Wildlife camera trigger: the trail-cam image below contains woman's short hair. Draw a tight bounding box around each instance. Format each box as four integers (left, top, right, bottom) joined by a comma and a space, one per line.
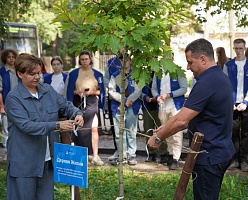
15, 53, 45, 74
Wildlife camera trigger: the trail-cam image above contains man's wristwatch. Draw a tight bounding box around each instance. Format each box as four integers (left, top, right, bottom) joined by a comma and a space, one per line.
154, 133, 162, 144
55, 121, 60, 130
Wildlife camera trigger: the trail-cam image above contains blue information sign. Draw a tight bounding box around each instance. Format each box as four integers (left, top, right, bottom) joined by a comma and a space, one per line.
54, 143, 88, 188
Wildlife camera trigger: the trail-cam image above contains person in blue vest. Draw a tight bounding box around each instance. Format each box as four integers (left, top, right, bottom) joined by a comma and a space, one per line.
103, 55, 122, 152
65, 50, 105, 166
44, 56, 67, 95
104, 56, 122, 83
223, 38, 248, 171
44, 56, 70, 144
151, 63, 187, 170
0, 48, 18, 161
108, 53, 142, 165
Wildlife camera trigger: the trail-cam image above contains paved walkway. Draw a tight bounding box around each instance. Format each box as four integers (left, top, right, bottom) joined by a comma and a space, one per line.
97, 134, 176, 174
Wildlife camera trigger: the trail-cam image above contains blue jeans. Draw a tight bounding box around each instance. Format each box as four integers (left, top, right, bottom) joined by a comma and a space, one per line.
192, 158, 232, 200
113, 107, 138, 157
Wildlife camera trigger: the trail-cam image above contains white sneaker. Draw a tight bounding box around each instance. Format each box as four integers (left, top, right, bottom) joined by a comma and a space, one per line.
92, 155, 104, 166
108, 151, 119, 161
88, 155, 93, 162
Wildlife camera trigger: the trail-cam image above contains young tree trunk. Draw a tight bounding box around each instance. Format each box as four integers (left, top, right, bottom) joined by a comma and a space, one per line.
118, 60, 126, 198
174, 132, 204, 200
51, 34, 58, 57
229, 9, 235, 58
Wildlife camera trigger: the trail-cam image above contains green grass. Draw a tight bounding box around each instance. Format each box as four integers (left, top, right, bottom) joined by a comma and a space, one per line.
1, 163, 248, 199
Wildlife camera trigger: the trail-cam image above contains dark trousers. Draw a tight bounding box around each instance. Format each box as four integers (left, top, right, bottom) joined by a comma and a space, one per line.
107, 97, 117, 150
192, 158, 232, 200
232, 108, 248, 163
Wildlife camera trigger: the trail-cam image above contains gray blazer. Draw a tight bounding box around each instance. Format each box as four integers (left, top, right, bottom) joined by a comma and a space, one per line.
5, 82, 82, 177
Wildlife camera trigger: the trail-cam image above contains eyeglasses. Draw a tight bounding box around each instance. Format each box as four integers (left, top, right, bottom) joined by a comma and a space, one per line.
233, 47, 245, 51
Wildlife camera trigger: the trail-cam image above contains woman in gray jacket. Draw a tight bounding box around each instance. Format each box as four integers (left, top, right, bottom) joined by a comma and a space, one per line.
5, 53, 84, 200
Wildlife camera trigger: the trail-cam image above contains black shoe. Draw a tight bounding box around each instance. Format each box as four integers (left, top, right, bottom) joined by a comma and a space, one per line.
159, 154, 168, 164
169, 159, 183, 170
166, 155, 173, 166
241, 162, 248, 172
145, 154, 156, 162
228, 160, 239, 170
109, 158, 119, 165
109, 158, 127, 165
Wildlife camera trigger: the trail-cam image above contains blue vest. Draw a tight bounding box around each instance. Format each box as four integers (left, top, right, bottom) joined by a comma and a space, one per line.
108, 57, 122, 76
156, 76, 185, 110
43, 72, 68, 84
111, 69, 141, 116
0, 67, 11, 104
225, 58, 248, 105
66, 68, 105, 108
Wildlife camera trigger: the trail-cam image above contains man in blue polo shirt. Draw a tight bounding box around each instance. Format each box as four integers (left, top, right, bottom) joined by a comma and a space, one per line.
148, 38, 235, 199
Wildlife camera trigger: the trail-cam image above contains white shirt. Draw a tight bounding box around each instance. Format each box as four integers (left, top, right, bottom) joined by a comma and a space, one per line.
31, 92, 51, 161
160, 73, 174, 110
235, 59, 246, 103
51, 74, 65, 95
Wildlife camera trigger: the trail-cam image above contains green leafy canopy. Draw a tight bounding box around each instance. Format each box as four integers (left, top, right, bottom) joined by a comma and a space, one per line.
53, 0, 188, 87
184, 0, 248, 27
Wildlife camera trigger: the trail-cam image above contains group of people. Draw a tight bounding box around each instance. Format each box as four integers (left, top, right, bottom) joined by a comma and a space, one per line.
104, 38, 248, 199
140, 59, 187, 170
212, 39, 248, 172
0, 49, 106, 199
190, 39, 248, 174
0, 37, 247, 200
103, 52, 187, 169
1, 52, 84, 200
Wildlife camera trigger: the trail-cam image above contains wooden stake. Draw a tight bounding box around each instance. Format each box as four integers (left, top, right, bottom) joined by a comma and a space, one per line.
174, 132, 204, 200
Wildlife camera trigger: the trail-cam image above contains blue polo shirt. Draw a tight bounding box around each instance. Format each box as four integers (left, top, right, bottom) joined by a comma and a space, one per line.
184, 66, 235, 165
